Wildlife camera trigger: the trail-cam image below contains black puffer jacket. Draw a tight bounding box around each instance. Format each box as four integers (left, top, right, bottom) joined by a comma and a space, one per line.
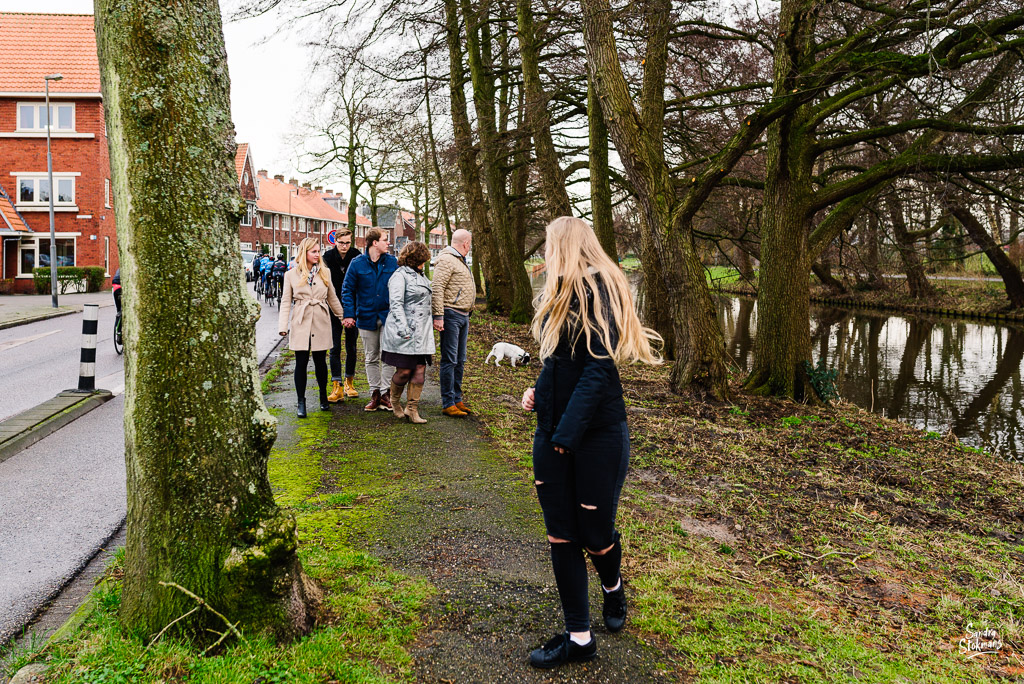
322, 245, 361, 301
533, 277, 626, 452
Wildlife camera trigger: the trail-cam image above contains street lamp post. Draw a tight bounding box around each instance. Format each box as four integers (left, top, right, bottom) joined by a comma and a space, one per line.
44, 73, 63, 308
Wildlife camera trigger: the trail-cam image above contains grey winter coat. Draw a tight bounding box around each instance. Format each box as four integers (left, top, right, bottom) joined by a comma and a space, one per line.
381, 265, 436, 356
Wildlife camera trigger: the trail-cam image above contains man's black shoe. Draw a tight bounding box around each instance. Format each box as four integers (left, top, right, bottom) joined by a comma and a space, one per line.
603, 583, 627, 632
529, 632, 597, 669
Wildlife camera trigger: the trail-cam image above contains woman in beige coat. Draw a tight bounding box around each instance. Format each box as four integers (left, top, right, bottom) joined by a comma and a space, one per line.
279, 237, 345, 417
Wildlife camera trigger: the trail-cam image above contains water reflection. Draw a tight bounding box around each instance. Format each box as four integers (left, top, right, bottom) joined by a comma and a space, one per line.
717, 296, 1024, 462
529, 270, 1023, 461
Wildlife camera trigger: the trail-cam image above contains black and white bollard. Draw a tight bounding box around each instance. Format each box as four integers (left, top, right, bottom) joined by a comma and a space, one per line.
77, 303, 98, 392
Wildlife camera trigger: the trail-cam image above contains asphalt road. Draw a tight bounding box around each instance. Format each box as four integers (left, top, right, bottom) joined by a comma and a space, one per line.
0, 282, 285, 646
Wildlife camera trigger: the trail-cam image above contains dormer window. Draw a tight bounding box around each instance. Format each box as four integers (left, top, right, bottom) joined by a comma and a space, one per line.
17, 102, 75, 132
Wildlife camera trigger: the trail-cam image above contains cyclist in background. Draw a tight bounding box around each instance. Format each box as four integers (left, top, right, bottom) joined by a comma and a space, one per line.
112, 268, 122, 315
271, 253, 287, 292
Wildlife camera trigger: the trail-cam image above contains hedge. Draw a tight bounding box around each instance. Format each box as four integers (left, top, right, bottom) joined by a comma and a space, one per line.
32, 266, 107, 294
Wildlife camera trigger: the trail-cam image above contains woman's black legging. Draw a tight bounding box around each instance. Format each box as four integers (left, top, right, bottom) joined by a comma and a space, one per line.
294, 349, 328, 400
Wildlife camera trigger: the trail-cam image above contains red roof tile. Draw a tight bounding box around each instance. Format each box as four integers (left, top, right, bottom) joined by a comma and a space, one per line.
256, 175, 354, 224
235, 143, 249, 183
0, 14, 101, 94
0, 181, 31, 233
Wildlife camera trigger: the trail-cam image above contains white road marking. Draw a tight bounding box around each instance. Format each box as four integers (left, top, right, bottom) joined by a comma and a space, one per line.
0, 329, 62, 352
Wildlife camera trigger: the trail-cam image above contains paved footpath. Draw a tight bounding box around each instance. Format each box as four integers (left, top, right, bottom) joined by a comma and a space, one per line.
0, 292, 111, 331
262, 356, 675, 682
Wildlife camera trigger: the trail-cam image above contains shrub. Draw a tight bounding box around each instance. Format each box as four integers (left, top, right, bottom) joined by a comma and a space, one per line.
32, 266, 108, 294
0, 278, 14, 295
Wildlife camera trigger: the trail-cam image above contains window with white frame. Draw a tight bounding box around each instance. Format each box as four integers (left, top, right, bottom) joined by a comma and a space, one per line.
18, 236, 76, 276
17, 102, 75, 132
105, 179, 111, 208
17, 175, 75, 207
104, 237, 110, 275
241, 202, 255, 226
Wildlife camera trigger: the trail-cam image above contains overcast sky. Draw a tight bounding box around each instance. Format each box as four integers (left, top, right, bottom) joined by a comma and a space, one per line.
0, 0, 326, 186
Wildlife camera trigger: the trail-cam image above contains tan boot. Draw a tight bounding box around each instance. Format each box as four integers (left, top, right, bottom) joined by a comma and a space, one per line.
344, 376, 359, 397
390, 380, 406, 418
327, 380, 344, 403
406, 383, 427, 424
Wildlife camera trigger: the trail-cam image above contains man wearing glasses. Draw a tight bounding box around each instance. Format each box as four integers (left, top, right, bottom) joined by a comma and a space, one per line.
323, 229, 362, 401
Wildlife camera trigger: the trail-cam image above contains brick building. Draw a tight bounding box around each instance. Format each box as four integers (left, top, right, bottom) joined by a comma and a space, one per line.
235, 143, 260, 250
0, 13, 118, 292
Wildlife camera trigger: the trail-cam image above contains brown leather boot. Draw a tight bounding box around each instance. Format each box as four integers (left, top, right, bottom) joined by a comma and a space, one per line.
390, 380, 406, 418
379, 389, 393, 411
442, 405, 467, 417
344, 376, 359, 397
327, 380, 344, 403
455, 401, 472, 414
363, 389, 381, 412
405, 383, 427, 424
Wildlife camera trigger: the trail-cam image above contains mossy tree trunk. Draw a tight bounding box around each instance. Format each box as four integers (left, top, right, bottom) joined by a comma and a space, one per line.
460, 0, 534, 323
580, 0, 729, 398
443, 0, 506, 313
588, 75, 616, 262
94, 0, 318, 641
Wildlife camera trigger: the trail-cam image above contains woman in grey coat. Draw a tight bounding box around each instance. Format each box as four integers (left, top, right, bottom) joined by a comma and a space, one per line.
382, 241, 435, 423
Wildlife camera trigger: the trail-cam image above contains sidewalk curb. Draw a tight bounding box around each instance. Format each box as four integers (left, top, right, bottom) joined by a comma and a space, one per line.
0, 390, 114, 464
0, 307, 78, 331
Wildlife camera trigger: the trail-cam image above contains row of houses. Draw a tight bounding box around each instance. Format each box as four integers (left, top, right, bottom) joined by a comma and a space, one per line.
233, 145, 447, 259
0, 11, 447, 294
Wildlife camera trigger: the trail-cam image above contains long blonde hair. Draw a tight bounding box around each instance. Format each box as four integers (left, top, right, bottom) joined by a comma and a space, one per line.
531, 217, 662, 365
296, 237, 331, 288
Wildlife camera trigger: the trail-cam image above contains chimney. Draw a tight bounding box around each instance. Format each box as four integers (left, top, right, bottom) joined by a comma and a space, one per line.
325, 189, 334, 196
288, 178, 298, 186
302, 183, 312, 190
314, 186, 323, 193
274, 174, 285, 182
258, 169, 268, 177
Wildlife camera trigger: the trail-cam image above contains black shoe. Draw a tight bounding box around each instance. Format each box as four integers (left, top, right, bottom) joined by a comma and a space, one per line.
320, 399, 330, 411
529, 632, 596, 669
603, 583, 627, 632
297, 398, 307, 418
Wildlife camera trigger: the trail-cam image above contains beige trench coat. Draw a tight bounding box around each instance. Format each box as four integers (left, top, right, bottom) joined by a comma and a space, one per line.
278, 267, 345, 352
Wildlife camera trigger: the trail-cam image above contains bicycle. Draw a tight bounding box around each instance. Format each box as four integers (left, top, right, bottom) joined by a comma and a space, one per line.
113, 311, 123, 355
265, 276, 279, 307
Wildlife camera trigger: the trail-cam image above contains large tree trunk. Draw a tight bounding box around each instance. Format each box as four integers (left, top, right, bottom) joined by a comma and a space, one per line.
588, 75, 616, 261
745, 165, 816, 400
948, 204, 1024, 308
744, 0, 817, 401
888, 197, 937, 299
461, 0, 534, 322
580, 0, 729, 398
94, 0, 318, 640
443, 0, 504, 312
516, 0, 572, 221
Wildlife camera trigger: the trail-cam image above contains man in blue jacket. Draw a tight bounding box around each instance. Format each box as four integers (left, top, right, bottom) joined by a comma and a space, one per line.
342, 228, 398, 411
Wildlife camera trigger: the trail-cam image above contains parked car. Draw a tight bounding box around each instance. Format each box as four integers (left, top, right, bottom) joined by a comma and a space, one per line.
241, 250, 257, 281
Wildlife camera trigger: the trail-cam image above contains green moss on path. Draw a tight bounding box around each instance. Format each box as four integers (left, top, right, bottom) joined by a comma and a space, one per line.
265, 356, 680, 681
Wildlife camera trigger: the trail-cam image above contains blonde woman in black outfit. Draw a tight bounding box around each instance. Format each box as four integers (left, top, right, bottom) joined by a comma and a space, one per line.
521, 217, 661, 669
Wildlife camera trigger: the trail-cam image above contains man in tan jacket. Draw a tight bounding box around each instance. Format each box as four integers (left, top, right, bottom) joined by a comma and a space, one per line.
431, 229, 476, 416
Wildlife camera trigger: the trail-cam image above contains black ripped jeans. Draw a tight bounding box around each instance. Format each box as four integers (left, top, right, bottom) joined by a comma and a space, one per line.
533, 421, 630, 632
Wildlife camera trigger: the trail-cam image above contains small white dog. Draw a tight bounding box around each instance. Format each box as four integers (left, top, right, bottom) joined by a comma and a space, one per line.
485, 342, 531, 367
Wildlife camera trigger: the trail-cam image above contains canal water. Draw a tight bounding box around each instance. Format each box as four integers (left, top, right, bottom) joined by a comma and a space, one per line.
718, 295, 1023, 462
529, 271, 1023, 461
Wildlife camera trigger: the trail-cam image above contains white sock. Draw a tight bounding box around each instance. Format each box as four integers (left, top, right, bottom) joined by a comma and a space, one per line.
569, 631, 592, 646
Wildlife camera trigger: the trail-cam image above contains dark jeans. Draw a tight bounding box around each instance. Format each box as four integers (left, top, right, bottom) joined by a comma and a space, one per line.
329, 315, 358, 381
533, 421, 630, 632
439, 308, 469, 408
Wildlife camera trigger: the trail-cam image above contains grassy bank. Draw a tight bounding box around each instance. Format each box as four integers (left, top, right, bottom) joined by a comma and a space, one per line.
712, 266, 1023, 318
465, 310, 1024, 682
